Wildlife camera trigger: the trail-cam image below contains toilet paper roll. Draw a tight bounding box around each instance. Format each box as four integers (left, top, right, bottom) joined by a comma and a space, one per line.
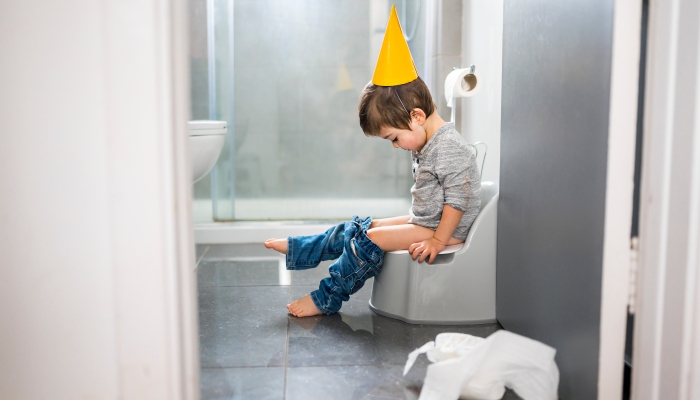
445, 67, 482, 108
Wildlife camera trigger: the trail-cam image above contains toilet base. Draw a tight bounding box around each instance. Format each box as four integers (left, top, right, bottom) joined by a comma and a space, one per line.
368, 300, 497, 325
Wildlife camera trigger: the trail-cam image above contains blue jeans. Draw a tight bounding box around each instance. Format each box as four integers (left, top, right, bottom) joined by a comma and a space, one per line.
286, 216, 384, 314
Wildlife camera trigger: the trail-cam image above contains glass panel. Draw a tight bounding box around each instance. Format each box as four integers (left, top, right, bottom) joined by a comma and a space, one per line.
191, 0, 235, 222
232, 0, 424, 220
189, 0, 215, 222
192, 0, 426, 221
210, 0, 235, 221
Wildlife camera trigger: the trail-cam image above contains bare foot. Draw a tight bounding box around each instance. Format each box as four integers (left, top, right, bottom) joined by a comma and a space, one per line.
287, 294, 323, 317
264, 238, 288, 254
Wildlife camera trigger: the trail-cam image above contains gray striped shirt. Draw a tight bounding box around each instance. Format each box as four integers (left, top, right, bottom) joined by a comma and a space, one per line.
408, 123, 481, 240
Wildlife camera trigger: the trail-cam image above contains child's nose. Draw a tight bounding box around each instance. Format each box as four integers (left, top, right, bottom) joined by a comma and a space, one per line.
392, 141, 400, 148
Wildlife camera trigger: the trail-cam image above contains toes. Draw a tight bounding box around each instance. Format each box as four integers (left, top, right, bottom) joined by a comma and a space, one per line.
288, 300, 306, 317
288, 302, 299, 316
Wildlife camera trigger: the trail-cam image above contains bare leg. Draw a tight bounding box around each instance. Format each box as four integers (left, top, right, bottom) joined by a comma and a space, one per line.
287, 294, 323, 317
265, 237, 323, 317
264, 238, 288, 254
366, 223, 464, 252
267, 215, 411, 254
370, 215, 410, 228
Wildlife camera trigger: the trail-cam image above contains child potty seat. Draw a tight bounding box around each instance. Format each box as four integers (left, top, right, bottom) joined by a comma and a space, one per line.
369, 182, 499, 324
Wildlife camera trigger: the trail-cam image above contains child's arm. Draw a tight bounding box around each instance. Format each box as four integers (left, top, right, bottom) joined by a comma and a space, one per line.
370, 215, 410, 228
408, 204, 464, 264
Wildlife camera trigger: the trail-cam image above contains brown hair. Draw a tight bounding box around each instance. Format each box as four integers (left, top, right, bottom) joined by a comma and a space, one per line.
358, 77, 436, 137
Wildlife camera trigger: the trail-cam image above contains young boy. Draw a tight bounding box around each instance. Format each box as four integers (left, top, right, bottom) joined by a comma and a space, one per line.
264, 6, 481, 318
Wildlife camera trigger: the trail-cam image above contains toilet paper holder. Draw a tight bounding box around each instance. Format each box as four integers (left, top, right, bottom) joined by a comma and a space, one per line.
445, 65, 486, 179
445, 64, 480, 123
461, 64, 476, 75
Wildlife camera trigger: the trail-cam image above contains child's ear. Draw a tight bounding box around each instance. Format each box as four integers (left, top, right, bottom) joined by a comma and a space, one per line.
411, 108, 427, 124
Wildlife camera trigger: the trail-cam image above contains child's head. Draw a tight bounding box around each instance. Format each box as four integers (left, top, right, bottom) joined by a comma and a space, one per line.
358, 77, 435, 138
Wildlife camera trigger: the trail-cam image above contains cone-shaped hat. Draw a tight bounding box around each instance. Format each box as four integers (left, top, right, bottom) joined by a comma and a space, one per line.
372, 5, 419, 86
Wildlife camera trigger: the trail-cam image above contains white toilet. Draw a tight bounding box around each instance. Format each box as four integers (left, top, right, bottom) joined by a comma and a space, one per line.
188, 120, 227, 183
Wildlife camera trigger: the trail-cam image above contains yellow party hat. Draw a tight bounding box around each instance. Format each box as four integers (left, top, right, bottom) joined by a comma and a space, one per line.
372, 5, 419, 86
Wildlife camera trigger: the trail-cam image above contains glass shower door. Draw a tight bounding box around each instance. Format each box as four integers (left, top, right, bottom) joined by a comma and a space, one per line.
191, 0, 236, 222
192, 0, 426, 222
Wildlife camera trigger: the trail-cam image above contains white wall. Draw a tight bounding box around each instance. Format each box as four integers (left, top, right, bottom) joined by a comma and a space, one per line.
460, 0, 503, 183
0, 1, 198, 399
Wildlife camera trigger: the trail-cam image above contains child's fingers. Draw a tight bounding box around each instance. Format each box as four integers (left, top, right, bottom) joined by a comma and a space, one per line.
408, 243, 416, 258
419, 248, 430, 263
413, 248, 421, 261
410, 243, 423, 260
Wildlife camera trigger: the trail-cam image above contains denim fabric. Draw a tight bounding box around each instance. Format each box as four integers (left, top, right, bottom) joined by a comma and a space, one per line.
286, 216, 384, 314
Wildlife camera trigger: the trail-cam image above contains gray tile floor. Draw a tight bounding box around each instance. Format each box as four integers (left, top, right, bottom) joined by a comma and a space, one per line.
196, 244, 521, 400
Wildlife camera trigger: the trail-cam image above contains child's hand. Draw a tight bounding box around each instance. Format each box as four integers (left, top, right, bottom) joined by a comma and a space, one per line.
408, 237, 446, 264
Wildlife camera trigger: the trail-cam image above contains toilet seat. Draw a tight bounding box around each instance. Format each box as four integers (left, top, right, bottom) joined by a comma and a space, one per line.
188, 120, 227, 136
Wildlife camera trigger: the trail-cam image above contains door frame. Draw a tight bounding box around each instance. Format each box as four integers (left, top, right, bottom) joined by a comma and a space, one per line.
597, 0, 643, 398
104, 0, 199, 397
631, 0, 700, 398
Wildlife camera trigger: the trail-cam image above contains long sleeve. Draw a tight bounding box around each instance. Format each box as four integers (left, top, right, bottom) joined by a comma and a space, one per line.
435, 139, 472, 212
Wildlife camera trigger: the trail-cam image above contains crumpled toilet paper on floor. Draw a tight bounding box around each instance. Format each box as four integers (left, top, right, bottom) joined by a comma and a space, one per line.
404, 330, 559, 400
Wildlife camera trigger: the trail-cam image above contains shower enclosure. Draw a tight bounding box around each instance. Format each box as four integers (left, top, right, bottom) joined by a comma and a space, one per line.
190, 0, 429, 222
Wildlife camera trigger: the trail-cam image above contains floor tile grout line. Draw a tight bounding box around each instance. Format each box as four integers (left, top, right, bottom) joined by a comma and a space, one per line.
419, 324, 432, 342
196, 245, 210, 268
197, 284, 292, 288
200, 362, 419, 370
282, 280, 292, 400
201, 365, 286, 370
284, 363, 419, 368
197, 283, 331, 288
198, 258, 317, 263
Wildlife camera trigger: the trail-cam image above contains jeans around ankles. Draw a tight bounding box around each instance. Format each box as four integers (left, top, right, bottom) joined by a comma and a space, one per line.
286, 215, 384, 314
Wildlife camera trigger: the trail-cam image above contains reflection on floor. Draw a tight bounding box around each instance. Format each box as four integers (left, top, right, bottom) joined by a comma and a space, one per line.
197, 244, 521, 400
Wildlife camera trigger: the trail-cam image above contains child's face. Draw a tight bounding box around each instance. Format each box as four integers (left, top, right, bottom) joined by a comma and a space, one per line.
378, 119, 426, 152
